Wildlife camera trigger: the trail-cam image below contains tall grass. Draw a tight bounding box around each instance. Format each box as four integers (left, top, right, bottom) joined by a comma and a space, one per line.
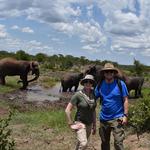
39, 76, 57, 88
0, 76, 20, 93
11, 108, 68, 131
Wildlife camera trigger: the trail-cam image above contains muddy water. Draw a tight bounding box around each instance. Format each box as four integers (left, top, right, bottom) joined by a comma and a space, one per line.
26, 82, 61, 102
26, 82, 83, 102
7, 82, 83, 103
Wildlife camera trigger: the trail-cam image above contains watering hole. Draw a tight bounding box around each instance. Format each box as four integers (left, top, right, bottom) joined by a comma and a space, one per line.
6, 82, 82, 103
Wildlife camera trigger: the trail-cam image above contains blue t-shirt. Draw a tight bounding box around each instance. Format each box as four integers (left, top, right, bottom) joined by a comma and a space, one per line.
95, 79, 128, 121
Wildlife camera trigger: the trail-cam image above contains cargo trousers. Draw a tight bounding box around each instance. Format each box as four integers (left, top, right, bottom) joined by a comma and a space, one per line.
99, 118, 125, 150
75, 124, 92, 150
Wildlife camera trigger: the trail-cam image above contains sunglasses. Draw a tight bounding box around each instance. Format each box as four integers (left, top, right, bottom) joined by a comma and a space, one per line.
104, 70, 114, 73
84, 80, 93, 84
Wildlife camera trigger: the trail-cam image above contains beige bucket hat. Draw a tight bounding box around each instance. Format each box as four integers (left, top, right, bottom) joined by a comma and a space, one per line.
80, 74, 95, 86
100, 63, 118, 73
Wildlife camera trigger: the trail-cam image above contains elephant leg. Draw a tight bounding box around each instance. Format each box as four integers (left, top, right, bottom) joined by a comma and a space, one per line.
0, 76, 6, 85
135, 89, 138, 98
74, 84, 79, 92
138, 87, 143, 97
20, 75, 28, 90
69, 86, 72, 92
62, 86, 67, 92
62, 88, 67, 92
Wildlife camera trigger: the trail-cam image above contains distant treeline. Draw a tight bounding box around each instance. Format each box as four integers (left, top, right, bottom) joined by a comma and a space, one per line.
0, 50, 149, 74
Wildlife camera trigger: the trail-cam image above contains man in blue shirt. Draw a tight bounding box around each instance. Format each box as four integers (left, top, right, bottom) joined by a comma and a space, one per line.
95, 63, 129, 150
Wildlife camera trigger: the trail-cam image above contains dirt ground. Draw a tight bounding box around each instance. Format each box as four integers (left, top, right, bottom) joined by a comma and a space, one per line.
0, 80, 150, 150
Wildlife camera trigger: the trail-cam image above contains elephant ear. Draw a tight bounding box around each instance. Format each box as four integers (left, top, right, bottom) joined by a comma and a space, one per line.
30, 61, 33, 70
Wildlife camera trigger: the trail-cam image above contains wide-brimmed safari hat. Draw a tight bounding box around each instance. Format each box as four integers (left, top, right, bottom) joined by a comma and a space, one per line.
100, 63, 118, 73
80, 74, 95, 86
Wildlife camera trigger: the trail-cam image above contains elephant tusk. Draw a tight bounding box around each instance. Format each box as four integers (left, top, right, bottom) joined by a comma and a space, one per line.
27, 75, 39, 83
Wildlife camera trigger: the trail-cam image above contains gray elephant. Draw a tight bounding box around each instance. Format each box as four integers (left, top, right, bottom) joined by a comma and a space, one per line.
60, 72, 84, 92
0, 58, 40, 89
85, 65, 144, 98
124, 76, 144, 98
84, 65, 102, 83
84, 65, 125, 83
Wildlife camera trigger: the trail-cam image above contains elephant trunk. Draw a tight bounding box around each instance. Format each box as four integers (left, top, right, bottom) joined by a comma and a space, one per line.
27, 69, 39, 83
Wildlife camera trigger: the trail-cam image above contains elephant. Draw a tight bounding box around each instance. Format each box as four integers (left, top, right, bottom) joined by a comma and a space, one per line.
84, 65, 102, 83
0, 58, 40, 89
84, 64, 127, 82
85, 65, 144, 98
84, 64, 125, 84
124, 76, 144, 98
60, 72, 84, 92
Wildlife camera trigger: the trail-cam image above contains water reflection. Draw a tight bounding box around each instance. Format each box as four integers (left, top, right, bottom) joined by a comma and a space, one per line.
14, 82, 83, 102
26, 83, 61, 102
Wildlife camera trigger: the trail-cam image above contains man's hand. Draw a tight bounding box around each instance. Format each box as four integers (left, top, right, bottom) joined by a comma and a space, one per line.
122, 116, 128, 125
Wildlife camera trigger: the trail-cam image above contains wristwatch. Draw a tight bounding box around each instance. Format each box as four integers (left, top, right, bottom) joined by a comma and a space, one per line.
124, 113, 128, 117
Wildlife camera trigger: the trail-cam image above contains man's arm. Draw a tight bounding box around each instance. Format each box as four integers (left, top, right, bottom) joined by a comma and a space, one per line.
123, 96, 128, 124
124, 96, 128, 115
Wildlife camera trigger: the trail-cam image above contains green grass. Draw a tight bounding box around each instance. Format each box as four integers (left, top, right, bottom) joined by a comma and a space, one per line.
0, 76, 20, 94
0, 100, 9, 107
11, 108, 68, 131
39, 76, 57, 88
142, 87, 150, 95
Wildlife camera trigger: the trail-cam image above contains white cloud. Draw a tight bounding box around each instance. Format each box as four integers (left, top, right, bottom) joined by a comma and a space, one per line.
22, 27, 34, 33
104, 10, 141, 36
0, 37, 54, 55
86, 5, 93, 17
65, 6, 81, 17
52, 20, 107, 52
0, 24, 7, 38
0, 0, 150, 64
0, 0, 82, 23
11, 25, 34, 34
52, 22, 73, 33
95, 0, 150, 58
11, 25, 19, 30
129, 52, 135, 56
141, 49, 150, 56
73, 21, 107, 51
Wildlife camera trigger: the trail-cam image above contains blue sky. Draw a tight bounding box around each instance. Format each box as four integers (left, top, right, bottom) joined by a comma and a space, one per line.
0, 0, 150, 65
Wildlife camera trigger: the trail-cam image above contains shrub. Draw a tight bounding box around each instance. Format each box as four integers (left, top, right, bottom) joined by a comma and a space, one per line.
0, 111, 15, 150
128, 97, 150, 132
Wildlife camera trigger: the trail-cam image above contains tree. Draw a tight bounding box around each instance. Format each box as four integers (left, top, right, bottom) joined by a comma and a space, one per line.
0, 51, 15, 59
15, 50, 30, 60
133, 59, 144, 75
35, 53, 48, 63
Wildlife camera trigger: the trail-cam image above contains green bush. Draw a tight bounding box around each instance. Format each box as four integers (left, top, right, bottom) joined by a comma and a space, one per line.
0, 111, 15, 150
128, 97, 150, 132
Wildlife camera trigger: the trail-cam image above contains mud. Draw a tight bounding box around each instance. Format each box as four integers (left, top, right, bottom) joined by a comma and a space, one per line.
0, 81, 78, 114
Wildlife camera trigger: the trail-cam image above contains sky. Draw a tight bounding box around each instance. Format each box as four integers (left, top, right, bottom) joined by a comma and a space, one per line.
0, 0, 150, 66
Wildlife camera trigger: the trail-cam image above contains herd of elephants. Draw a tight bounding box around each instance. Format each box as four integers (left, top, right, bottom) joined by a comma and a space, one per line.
0, 58, 144, 98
